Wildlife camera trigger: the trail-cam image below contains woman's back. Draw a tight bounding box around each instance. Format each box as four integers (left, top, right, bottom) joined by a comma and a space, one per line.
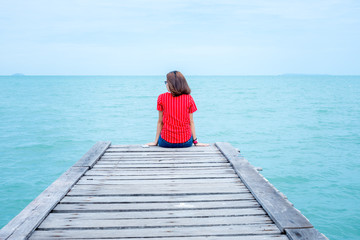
157, 92, 197, 143
146, 70, 208, 148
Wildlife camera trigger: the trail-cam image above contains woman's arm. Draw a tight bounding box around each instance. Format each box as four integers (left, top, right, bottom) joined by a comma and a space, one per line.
146, 111, 163, 146
189, 113, 209, 147
189, 113, 197, 141
154, 111, 163, 144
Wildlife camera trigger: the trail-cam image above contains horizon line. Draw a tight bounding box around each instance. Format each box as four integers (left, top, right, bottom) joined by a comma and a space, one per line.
2, 73, 360, 77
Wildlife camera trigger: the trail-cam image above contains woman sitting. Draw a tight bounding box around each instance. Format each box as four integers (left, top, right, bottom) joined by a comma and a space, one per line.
147, 71, 208, 147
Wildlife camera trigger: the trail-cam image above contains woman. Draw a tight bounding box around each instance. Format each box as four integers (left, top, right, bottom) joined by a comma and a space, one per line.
147, 71, 208, 147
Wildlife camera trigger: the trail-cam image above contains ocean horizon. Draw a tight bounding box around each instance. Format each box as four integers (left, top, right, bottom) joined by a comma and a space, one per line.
5, 73, 360, 76
1, 75, 359, 239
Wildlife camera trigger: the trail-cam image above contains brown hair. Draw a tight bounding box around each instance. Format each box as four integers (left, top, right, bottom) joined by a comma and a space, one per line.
166, 71, 191, 97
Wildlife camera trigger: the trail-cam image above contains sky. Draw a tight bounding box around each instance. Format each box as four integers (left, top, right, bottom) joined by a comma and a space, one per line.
0, 0, 359, 75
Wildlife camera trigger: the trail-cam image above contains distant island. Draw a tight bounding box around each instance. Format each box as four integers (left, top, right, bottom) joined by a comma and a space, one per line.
280, 73, 331, 76
11, 73, 25, 76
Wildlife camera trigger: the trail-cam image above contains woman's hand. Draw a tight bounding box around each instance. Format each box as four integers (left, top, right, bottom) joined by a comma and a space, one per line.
146, 142, 157, 146
194, 142, 210, 147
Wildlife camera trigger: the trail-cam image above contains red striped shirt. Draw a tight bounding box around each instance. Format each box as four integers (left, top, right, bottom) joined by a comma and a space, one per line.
157, 92, 197, 143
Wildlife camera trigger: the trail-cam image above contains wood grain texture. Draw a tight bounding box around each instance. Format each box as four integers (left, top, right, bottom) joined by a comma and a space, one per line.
53, 236, 289, 240
30, 235, 289, 240
100, 156, 227, 160
102, 153, 223, 158
85, 168, 236, 176
37, 215, 273, 229
59, 193, 255, 203
286, 228, 328, 240
29, 224, 281, 239
97, 159, 227, 164
92, 163, 231, 169
52, 200, 261, 212
76, 177, 241, 185
215, 142, 315, 233
0, 141, 111, 240
67, 184, 250, 195
74, 141, 111, 168
0, 166, 88, 240
33, 208, 268, 220
4, 143, 299, 239
83, 174, 235, 179
109, 144, 218, 151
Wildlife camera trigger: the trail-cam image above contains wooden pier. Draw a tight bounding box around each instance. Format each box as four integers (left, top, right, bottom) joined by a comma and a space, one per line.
0, 142, 327, 239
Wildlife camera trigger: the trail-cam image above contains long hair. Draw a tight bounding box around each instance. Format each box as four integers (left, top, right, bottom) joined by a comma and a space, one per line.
166, 71, 191, 97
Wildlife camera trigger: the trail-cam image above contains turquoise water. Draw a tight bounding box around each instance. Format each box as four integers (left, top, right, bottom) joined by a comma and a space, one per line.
1, 75, 359, 239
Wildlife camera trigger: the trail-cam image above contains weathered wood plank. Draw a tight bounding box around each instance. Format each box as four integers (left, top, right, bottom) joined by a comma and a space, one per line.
93, 165, 230, 172
36, 208, 268, 220
101, 155, 224, 159
67, 187, 249, 196
96, 161, 229, 165
103, 152, 223, 156
215, 142, 313, 232
85, 168, 236, 176
84, 173, 235, 178
101, 156, 227, 162
53, 200, 260, 212
98, 158, 228, 163
93, 162, 231, 168
60, 193, 255, 203
38, 215, 273, 230
102, 155, 223, 159
98, 157, 226, 161
106, 149, 219, 153
98, 159, 228, 163
97, 159, 228, 163
109, 144, 217, 147
76, 177, 241, 185
87, 167, 234, 172
67, 183, 249, 195
0, 166, 88, 240
29, 224, 281, 239
84, 174, 236, 179
81, 175, 237, 180
61, 236, 289, 240
106, 150, 219, 154
73, 141, 111, 168
104, 150, 220, 153
286, 228, 328, 240
6, 142, 309, 240
109, 144, 218, 150
70, 182, 246, 190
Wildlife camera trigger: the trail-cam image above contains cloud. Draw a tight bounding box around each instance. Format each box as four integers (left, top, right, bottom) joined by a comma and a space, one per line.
0, 0, 359, 74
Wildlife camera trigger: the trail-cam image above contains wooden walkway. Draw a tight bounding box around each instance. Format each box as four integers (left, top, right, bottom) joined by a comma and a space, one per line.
0, 142, 327, 240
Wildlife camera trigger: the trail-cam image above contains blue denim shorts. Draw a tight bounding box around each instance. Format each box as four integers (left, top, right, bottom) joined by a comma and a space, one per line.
158, 135, 193, 148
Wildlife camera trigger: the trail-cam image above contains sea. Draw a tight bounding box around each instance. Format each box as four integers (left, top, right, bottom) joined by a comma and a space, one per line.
0, 75, 359, 239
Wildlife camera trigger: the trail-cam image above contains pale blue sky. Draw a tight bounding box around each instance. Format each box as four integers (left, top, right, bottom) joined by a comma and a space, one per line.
0, 0, 359, 75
